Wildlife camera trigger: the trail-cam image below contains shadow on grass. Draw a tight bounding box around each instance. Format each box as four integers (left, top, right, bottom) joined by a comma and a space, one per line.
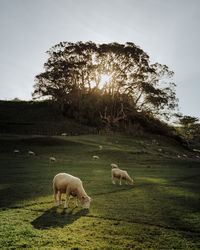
31, 207, 89, 229
0, 186, 51, 209
94, 184, 135, 196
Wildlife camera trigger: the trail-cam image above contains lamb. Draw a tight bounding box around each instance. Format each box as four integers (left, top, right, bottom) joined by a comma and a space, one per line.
93, 155, 99, 160
50, 156, 56, 162
111, 163, 118, 169
53, 173, 91, 209
28, 150, 35, 156
112, 168, 134, 185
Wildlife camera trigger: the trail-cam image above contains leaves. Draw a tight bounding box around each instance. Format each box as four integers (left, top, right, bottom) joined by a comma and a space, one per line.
32, 41, 179, 127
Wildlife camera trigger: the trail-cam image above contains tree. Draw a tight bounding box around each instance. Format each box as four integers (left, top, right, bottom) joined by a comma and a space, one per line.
33, 41, 98, 113
175, 114, 199, 146
32, 41, 178, 128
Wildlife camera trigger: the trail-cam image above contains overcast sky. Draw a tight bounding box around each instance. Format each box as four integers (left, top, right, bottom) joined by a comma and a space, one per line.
0, 0, 199, 118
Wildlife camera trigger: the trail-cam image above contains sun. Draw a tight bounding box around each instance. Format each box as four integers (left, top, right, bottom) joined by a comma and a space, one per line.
90, 73, 111, 89
99, 74, 111, 88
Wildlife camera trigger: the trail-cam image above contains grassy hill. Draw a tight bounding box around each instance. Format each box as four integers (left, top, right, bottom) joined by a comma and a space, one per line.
0, 100, 181, 138
0, 100, 199, 248
0, 100, 96, 135
0, 133, 200, 249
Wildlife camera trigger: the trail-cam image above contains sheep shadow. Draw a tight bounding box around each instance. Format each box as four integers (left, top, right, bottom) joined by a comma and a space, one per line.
31, 207, 89, 229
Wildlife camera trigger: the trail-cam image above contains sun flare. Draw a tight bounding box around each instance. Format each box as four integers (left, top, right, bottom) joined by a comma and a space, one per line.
99, 74, 111, 88
90, 73, 112, 89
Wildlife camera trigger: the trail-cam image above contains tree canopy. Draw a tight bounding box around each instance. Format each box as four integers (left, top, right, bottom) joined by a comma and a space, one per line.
33, 41, 178, 129
174, 114, 199, 146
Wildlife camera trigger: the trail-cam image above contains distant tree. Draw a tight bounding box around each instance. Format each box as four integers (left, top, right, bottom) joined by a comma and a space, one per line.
175, 114, 199, 146
12, 98, 21, 102
33, 41, 179, 128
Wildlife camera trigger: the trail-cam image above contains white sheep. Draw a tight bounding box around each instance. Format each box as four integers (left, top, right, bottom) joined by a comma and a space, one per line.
14, 149, 20, 154
111, 163, 118, 169
50, 157, 56, 162
28, 150, 35, 156
61, 133, 67, 136
53, 173, 91, 209
99, 145, 103, 150
112, 168, 134, 185
93, 155, 99, 160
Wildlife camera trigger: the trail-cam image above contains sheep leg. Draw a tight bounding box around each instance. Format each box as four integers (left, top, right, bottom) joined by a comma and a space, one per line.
58, 191, 62, 205
64, 192, 70, 208
112, 174, 116, 184
119, 176, 122, 185
74, 197, 78, 208
54, 191, 58, 206
54, 189, 59, 206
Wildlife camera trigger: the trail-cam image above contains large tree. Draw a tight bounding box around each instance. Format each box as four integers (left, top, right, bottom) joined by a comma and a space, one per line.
33, 41, 178, 127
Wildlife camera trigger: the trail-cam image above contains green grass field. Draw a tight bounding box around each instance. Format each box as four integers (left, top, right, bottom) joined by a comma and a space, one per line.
0, 133, 200, 249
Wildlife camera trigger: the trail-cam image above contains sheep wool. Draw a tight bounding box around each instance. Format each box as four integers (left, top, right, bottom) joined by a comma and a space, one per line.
112, 168, 134, 185
53, 173, 91, 209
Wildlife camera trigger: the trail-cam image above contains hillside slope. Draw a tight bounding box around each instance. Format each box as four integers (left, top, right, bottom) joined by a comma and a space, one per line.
0, 134, 200, 248
0, 100, 95, 135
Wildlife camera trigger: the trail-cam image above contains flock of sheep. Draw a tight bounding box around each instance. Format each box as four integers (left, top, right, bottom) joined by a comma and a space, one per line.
14, 143, 134, 210
14, 149, 57, 162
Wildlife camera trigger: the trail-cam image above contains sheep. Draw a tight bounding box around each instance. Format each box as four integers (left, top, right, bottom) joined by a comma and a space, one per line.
14, 149, 20, 154
28, 150, 35, 156
99, 145, 103, 150
61, 133, 67, 136
193, 148, 200, 153
93, 155, 99, 160
50, 156, 56, 162
112, 168, 134, 185
53, 173, 91, 209
111, 163, 118, 169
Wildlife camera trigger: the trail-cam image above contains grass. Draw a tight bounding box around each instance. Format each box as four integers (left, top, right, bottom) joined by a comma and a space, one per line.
0, 133, 200, 249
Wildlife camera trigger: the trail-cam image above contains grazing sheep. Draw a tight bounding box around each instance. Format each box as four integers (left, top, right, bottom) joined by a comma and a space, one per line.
93, 155, 99, 160
193, 148, 200, 153
61, 133, 67, 136
28, 150, 35, 156
99, 145, 103, 150
112, 168, 134, 185
14, 149, 20, 154
111, 163, 118, 169
53, 173, 91, 209
50, 157, 56, 162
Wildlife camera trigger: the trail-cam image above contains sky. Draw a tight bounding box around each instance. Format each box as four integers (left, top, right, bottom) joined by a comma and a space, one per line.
0, 0, 199, 119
